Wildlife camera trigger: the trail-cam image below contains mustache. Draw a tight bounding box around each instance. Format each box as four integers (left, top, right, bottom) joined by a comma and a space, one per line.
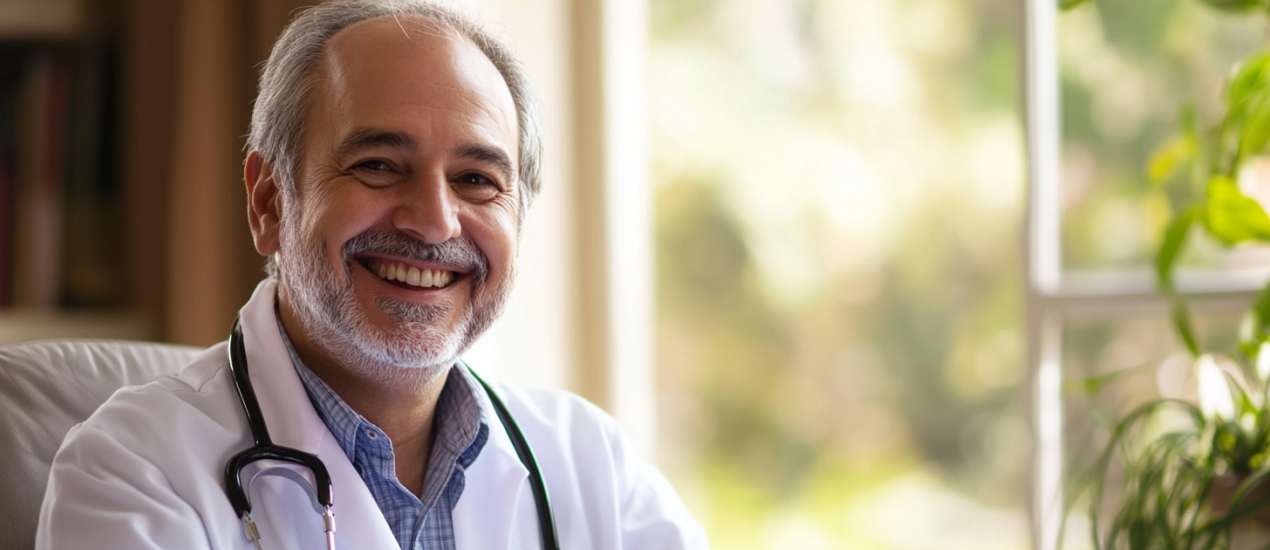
342, 228, 488, 278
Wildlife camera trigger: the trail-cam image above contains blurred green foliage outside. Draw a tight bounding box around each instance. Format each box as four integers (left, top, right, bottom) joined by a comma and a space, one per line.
650, 0, 1027, 548
1059, 0, 1270, 271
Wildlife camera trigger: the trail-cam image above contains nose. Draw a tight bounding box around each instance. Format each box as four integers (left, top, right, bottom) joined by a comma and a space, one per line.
393, 170, 461, 244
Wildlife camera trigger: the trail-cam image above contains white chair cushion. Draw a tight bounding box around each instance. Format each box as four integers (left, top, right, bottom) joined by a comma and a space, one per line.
0, 340, 201, 550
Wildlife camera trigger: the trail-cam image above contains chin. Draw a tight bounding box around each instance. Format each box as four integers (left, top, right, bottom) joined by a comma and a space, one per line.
314, 301, 490, 387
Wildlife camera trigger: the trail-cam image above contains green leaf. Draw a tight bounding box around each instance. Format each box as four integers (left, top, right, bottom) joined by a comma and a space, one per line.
1157, 206, 1202, 355
1238, 94, 1270, 160
1252, 283, 1270, 334
1175, 300, 1201, 357
1058, 0, 1092, 9
1239, 282, 1270, 354
1157, 207, 1201, 292
1148, 136, 1198, 186
1203, 175, 1270, 245
1224, 52, 1270, 167
1198, 0, 1268, 11
1068, 363, 1153, 395
1225, 52, 1270, 120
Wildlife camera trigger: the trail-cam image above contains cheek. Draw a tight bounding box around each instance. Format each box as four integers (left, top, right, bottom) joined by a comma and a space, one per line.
312, 188, 391, 255
467, 203, 520, 279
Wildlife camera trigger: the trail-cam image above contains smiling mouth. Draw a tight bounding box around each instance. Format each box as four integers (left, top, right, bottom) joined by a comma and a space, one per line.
363, 258, 456, 289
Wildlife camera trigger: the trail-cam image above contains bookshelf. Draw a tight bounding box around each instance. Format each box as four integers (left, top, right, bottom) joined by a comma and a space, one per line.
0, 0, 308, 346
0, 0, 149, 343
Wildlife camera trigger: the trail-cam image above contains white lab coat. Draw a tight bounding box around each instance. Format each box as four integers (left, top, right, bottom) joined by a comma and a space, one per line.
35, 280, 708, 550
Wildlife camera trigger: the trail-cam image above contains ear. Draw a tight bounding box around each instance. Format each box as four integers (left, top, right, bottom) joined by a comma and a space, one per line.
245, 151, 284, 257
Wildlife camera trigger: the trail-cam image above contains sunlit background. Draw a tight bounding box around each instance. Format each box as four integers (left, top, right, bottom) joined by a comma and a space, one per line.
4, 0, 1270, 548
649, 1, 1028, 548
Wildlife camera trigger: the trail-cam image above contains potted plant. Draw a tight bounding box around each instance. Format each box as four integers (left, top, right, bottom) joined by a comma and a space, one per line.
1064, 1, 1270, 548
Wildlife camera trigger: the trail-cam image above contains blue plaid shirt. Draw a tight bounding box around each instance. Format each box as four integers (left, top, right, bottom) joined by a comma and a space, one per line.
277, 320, 490, 550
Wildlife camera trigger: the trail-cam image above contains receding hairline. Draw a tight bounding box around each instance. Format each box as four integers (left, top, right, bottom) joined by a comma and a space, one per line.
315, 13, 515, 103
342, 11, 455, 36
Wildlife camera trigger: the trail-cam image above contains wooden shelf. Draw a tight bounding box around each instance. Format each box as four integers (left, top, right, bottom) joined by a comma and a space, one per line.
0, 309, 153, 345
0, 0, 83, 41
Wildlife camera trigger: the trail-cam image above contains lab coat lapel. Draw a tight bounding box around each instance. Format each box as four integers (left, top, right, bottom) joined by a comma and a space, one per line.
237, 280, 400, 550
452, 380, 541, 550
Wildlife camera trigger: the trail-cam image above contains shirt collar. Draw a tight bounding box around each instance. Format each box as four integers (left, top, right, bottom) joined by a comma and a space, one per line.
270, 302, 493, 475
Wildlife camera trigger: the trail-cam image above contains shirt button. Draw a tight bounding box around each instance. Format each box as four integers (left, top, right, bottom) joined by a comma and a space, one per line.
366, 429, 378, 440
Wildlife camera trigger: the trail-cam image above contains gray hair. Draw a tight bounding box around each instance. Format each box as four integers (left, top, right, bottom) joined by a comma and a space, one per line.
248, 0, 543, 220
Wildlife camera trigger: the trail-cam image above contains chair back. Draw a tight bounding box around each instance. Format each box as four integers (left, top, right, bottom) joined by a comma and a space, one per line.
0, 340, 200, 550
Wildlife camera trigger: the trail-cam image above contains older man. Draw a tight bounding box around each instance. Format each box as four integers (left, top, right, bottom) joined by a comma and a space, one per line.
35, 1, 706, 548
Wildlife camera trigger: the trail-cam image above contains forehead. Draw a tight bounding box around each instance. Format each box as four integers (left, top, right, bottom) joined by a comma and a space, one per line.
306, 16, 518, 155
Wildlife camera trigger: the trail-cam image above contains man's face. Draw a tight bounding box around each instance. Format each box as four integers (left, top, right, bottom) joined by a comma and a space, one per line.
274, 17, 521, 374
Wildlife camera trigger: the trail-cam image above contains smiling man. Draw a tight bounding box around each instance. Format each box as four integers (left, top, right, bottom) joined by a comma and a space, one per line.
35, 1, 707, 549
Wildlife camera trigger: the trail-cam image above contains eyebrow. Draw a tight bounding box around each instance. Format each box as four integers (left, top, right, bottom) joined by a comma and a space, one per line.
455, 143, 516, 181
333, 129, 419, 159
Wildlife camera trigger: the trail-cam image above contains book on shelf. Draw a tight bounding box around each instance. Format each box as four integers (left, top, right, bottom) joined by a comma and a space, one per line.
11, 51, 68, 308
1, 43, 124, 310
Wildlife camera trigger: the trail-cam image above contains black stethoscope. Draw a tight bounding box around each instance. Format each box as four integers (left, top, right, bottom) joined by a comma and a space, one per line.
223, 317, 561, 550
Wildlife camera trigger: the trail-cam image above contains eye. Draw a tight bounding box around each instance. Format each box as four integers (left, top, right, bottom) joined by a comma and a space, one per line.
349, 159, 403, 187
355, 160, 392, 172
351, 159, 397, 174
453, 172, 501, 201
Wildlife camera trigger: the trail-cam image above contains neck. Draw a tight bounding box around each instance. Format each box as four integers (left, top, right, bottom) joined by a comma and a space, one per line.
277, 286, 448, 496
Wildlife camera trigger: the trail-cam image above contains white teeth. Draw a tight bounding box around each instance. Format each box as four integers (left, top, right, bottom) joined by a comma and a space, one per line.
368, 260, 454, 289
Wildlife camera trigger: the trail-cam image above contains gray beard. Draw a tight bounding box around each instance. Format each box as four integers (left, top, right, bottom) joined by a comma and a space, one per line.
275, 203, 511, 387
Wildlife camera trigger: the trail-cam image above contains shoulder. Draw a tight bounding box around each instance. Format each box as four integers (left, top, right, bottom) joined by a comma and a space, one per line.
39, 342, 245, 550
484, 382, 710, 549
491, 384, 617, 433
81, 342, 242, 449
59, 341, 247, 479
487, 383, 628, 464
